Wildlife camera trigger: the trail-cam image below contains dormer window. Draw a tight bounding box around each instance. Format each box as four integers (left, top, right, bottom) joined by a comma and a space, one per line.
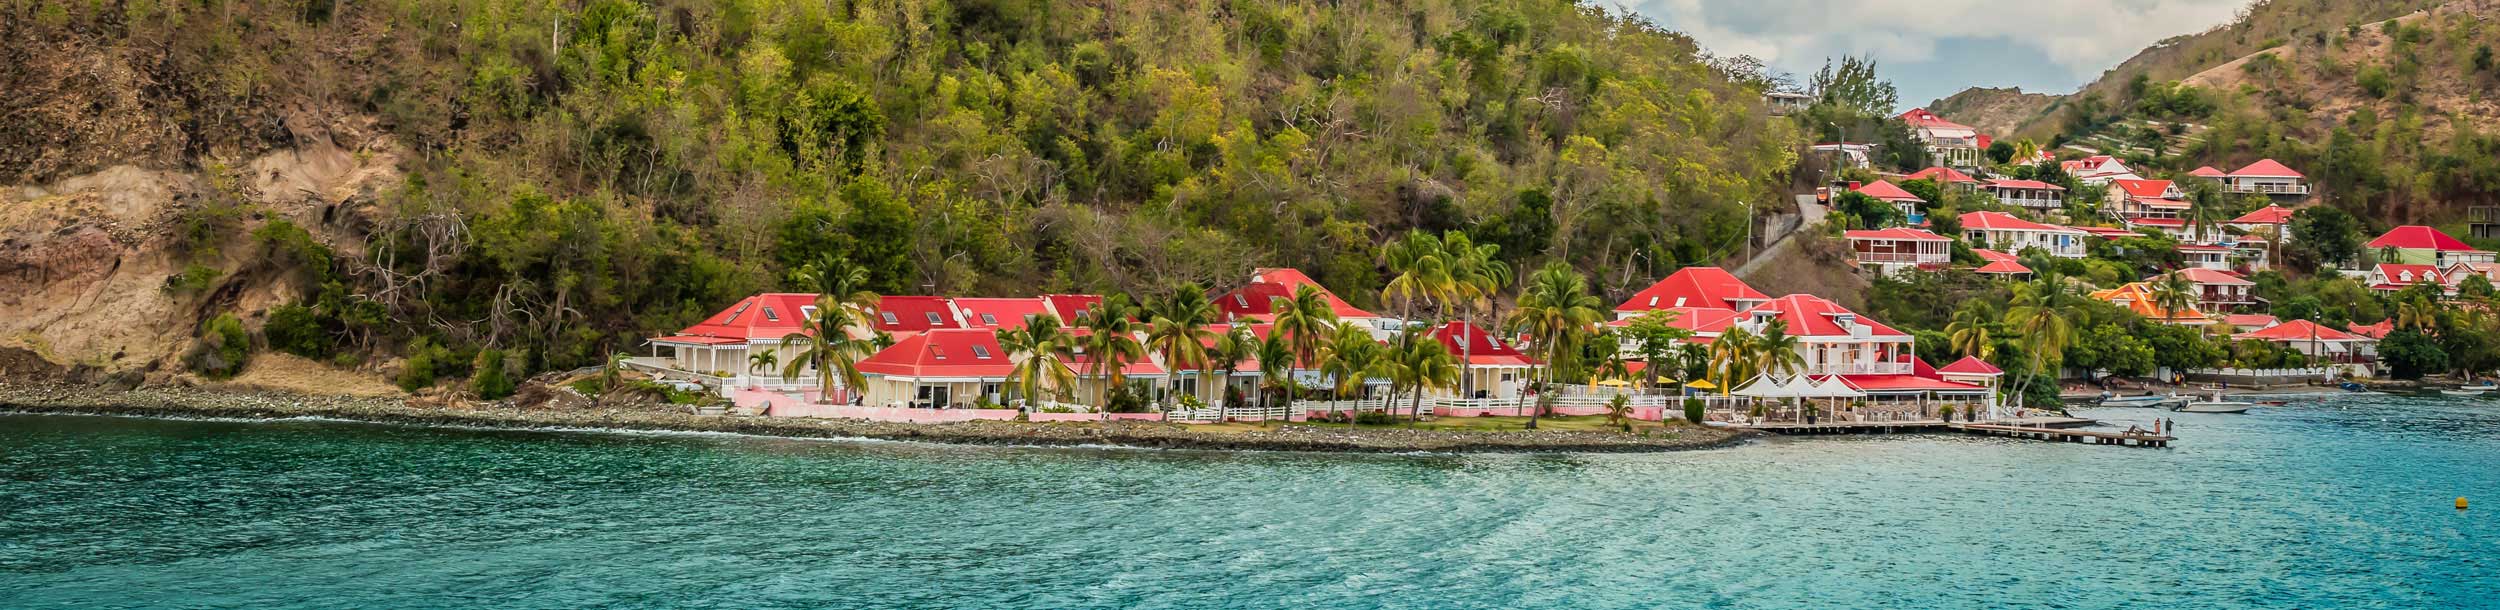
1835, 314, 1858, 327
800, 306, 818, 321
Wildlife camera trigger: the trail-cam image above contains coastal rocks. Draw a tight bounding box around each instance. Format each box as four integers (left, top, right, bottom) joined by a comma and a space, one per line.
0, 384, 1755, 454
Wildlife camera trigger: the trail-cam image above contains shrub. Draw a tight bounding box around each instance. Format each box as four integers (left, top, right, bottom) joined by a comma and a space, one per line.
261, 303, 330, 359
396, 338, 456, 392
470, 348, 517, 399
1683, 397, 1705, 424
1353, 410, 1398, 425
2357, 65, 2394, 98
166, 263, 222, 295
1105, 383, 1151, 413
186, 313, 253, 379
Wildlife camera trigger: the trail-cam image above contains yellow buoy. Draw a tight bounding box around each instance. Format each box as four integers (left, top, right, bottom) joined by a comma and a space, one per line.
2460, 497, 2471, 510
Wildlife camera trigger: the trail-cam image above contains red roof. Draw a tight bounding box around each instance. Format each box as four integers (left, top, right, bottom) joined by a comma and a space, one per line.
856, 328, 1016, 378
1214, 268, 1374, 321
1617, 267, 1770, 312
2169, 268, 2253, 286
2371, 264, 2448, 290
1937, 356, 2004, 376
670, 293, 823, 341
2235, 320, 2361, 343
2113, 179, 2175, 199
648, 335, 744, 346
1429, 321, 1536, 366
1739, 294, 1906, 339
1974, 260, 2032, 275
870, 296, 963, 333
1844, 228, 1951, 242
2176, 244, 2232, 253
1854, 180, 1925, 203
2073, 226, 2140, 239
2347, 320, 2393, 339
1906, 167, 1978, 184
1973, 249, 2017, 263
1981, 179, 2064, 191
1609, 306, 1742, 336
2230, 205, 2296, 225
1897, 108, 1975, 131
2222, 314, 2278, 328
2188, 166, 2228, 178
2229, 159, 2304, 179
1042, 294, 1103, 324
2139, 199, 2190, 209
1839, 374, 1988, 392
951, 298, 1052, 330
2125, 217, 2187, 228
1961, 211, 2080, 233
2368, 226, 2477, 252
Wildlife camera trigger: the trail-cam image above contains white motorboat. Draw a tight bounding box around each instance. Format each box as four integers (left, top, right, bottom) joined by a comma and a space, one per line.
2098, 393, 2172, 407
2440, 389, 2489, 398
2173, 391, 2253, 414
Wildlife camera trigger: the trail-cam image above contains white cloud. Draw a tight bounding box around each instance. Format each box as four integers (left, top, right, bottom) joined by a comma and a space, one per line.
1629, 0, 2248, 92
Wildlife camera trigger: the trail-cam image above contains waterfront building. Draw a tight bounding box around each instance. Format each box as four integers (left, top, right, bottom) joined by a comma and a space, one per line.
2233, 320, 2375, 365
868, 296, 965, 338
1428, 321, 1537, 401
1615, 267, 1770, 319
855, 328, 1016, 409
2089, 282, 2211, 325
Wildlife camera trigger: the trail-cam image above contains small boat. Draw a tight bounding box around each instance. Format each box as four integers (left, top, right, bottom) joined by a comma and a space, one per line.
2173, 391, 2253, 414
2440, 389, 2489, 398
2459, 381, 2498, 391
2098, 393, 2172, 407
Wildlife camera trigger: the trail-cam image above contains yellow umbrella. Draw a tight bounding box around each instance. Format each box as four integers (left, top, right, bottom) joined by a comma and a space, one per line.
1595, 378, 1632, 387
1684, 379, 1719, 390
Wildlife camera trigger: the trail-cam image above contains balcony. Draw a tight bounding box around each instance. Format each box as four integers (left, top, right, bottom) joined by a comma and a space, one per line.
1855, 252, 1950, 264
2000, 196, 2062, 210
2225, 182, 2310, 195
1810, 361, 1914, 376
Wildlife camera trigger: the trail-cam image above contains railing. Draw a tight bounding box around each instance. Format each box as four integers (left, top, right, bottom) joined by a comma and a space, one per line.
1809, 361, 1913, 375
621, 358, 735, 387
1854, 252, 1949, 264
2225, 182, 2309, 195
1999, 196, 2062, 209
2186, 367, 2337, 378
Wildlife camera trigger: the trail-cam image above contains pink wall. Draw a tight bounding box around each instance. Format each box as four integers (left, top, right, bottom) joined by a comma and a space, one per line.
766, 402, 1019, 423
1028, 412, 1166, 423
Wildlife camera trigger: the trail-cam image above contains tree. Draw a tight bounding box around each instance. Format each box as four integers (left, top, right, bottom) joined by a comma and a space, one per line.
1145, 285, 1218, 408
1319, 324, 1384, 409
471, 348, 517, 400
1506, 262, 1604, 429
2461, 275, 2498, 300
779, 294, 880, 405
1621, 309, 1694, 387
2380, 329, 2449, 380
1386, 330, 1461, 421
1077, 294, 1147, 411
1381, 230, 1454, 331
1751, 319, 1805, 381
1945, 306, 1993, 361
187, 313, 254, 380
2006, 287, 2074, 409
2152, 271, 2198, 324
1254, 332, 1297, 419
1808, 55, 1899, 116
1002, 316, 1080, 407
1832, 191, 1899, 229
1709, 326, 1759, 396
1269, 284, 1341, 399
745, 351, 777, 383
1210, 324, 1260, 408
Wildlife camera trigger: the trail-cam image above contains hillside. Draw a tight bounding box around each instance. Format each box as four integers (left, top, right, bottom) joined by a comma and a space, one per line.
0, 0, 1799, 379
1936, 0, 2445, 140
1924, 87, 2058, 137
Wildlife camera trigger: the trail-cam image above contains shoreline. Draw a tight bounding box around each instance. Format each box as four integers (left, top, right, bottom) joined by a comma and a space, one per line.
0, 384, 1758, 454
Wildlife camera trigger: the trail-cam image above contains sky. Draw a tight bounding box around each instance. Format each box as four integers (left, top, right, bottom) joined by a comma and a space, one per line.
1626, 0, 2255, 106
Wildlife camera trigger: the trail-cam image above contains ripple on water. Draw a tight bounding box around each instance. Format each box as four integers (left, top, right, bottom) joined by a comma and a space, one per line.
1, 395, 2497, 609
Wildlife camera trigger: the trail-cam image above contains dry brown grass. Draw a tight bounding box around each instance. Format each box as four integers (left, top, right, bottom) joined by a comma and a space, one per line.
216, 353, 403, 398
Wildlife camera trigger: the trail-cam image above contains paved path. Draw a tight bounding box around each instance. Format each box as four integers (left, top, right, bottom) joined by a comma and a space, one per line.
1731, 194, 1826, 278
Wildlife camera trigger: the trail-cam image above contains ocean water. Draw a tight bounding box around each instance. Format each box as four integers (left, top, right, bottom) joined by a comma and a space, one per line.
3, 395, 2497, 609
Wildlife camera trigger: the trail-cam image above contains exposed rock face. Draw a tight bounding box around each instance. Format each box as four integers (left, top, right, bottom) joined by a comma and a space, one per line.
1925, 87, 2062, 139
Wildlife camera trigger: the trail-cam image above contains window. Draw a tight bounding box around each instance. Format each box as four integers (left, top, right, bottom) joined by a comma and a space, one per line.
800, 306, 818, 321
931, 347, 947, 360
1234, 295, 1247, 306
762, 307, 779, 322
980, 313, 998, 326
725, 302, 750, 324
881, 312, 899, 325
972, 345, 993, 359
925, 312, 943, 325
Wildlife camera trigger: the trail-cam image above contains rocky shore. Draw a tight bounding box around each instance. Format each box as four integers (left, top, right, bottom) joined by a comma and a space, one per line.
0, 384, 1755, 454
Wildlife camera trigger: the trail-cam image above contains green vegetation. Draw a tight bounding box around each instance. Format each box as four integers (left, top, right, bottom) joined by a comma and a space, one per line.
14, 0, 1800, 389
186, 313, 254, 380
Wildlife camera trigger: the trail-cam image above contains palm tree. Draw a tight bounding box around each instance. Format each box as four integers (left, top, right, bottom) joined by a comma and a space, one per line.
1078, 294, 1147, 413
1144, 285, 1218, 408
1254, 332, 1296, 421
1319, 324, 1384, 408
2153, 271, 2197, 324
1381, 231, 1454, 329
1387, 330, 1462, 421
605, 351, 637, 394
778, 296, 877, 405
1210, 324, 1259, 409
1001, 315, 1080, 408
790, 255, 881, 314
1710, 326, 1759, 396
1751, 319, 1806, 381
744, 350, 777, 386
1506, 262, 1604, 429
1442, 231, 1512, 395
1269, 284, 1340, 389
1945, 308, 1993, 361
1590, 329, 1633, 386
2006, 292, 2075, 413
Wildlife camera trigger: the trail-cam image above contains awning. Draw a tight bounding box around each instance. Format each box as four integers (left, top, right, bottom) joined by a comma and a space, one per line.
648, 335, 745, 347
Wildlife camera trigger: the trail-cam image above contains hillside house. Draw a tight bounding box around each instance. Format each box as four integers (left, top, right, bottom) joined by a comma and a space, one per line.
1979, 179, 2066, 213
2222, 159, 2309, 197
1845, 228, 1952, 277
2366, 226, 2496, 268
1898, 109, 1984, 169
1615, 267, 1770, 319
1961, 211, 2087, 258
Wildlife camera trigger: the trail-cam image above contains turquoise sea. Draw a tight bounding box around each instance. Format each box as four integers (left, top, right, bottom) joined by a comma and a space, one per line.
4, 394, 2498, 609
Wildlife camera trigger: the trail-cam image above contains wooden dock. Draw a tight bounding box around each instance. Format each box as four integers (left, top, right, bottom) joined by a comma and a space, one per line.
1947, 423, 2174, 448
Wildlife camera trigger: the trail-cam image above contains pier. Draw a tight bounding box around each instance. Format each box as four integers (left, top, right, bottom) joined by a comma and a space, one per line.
1946, 423, 2174, 448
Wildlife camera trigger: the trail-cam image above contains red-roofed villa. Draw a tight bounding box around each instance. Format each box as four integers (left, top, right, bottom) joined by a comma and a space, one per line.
1844, 228, 1951, 276
2222, 159, 2309, 196
1979, 179, 2066, 212
1615, 267, 1770, 318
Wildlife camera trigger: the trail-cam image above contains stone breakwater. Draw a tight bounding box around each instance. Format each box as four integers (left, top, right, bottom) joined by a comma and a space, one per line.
0, 384, 1754, 454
